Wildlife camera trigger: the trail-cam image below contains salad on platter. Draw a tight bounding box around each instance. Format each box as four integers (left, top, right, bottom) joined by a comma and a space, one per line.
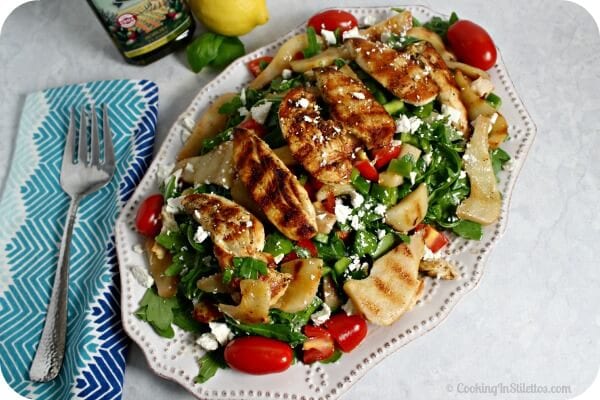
131, 8, 511, 382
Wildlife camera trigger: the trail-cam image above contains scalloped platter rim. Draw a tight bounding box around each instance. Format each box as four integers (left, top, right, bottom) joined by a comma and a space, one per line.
115, 5, 536, 400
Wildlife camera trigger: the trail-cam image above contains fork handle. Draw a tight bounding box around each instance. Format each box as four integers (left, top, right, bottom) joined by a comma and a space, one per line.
29, 195, 81, 382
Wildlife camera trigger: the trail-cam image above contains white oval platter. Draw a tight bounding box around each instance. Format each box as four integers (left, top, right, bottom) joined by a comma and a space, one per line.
115, 5, 536, 400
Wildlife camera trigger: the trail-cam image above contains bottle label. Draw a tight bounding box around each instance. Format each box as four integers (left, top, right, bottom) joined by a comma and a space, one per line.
90, 0, 192, 58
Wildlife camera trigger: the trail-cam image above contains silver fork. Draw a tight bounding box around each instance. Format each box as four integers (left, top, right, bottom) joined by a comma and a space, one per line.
29, 105, 115, 382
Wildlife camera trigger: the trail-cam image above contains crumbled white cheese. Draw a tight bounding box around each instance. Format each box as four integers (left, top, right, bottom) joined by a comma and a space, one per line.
342, 27, 364, 40
470, 77, 495, 98
348, 255, 361, 272
184, 162, 194, 174
209, 322, 234, 345
350, 191, 364, 208
373, 203, 387, 216
245, 219, 253, 227
349, 215, 363, 231
342, 299, 357, 316
409, 171, 417, 185
441, 104, 463, 124
459, 170, 467, 180
422, 152, 432, 166
156, 163, 175, 183
334, 199, 353, 225
380, 30, 392, 43
193, 225, 209, 243
128, 264, 153, 288
132, 244, 144, 254
391, 139, 403, 147
423, 245, 442, 261
311, 303, 331, 326
238, 107, 250, 117
165, 196, 184, 214
362, 14, 377, 26
273, 253, 285, 264
377, 229, 387, 240
182, 116, 195, 132
250, 101, 272, 125
240, 88, 246, 105
321, 29, 337, 45
282, 68, 293, 79
196, 333, 219, 351
303, 115, 313, 123
296, 98, 310, 108
351, 92, 366, 100
395, 115, 422, 134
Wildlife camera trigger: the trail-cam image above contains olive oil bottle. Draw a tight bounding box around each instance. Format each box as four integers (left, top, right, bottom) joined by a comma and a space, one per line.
87, 0, 195, 65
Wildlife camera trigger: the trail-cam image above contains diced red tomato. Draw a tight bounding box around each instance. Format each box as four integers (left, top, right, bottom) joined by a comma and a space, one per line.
224, 336, 293, 375
420, 224, 449, 253
447, 20, 497, 70
322, 191, 336, 214
246, 56, 273, 77
297, 239, 318, 257
293, 51, 304, 60
280, 252, 299, 263
302, 325, 335, 364
336, 229, 351, 241
372, 145, 402, 169
307, 10, 358, 34
303, 176, 324, 201
354, 160, 379, 182
238, 118, 267, 136
324, 313, 368, 352
135, 194, 164, 237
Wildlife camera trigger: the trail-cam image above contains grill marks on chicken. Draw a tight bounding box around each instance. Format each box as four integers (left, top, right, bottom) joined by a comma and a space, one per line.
346, 38, 439, 106
279, 87, 358, 184
315, 67, 395, 150
233, 128, 317, 241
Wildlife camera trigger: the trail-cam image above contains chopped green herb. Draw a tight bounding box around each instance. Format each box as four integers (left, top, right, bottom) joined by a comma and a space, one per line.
486, 93, 502, 109
303, 27, 320, 58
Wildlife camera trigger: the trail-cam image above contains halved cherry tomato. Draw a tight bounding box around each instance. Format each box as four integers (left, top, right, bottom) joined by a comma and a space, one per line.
354, 160, 379, 182
307, 10, 358, 34
135, 194, 164, 237
322, 191, 336, 214
297, 239, 318, 258
447, 20, 497, 70
246, 56, 273, 77
224, 336, 293, 375
324, 313, 367, 352
372, 145, 402, 169
238, 118, 267, 136
303, 325, 335, 364
418, 224, 449, 253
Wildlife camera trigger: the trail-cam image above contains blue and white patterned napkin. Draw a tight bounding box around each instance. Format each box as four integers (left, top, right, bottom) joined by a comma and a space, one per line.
0, 80, 159, 399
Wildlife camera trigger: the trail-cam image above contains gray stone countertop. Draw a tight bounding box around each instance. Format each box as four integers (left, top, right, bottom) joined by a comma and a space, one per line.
1, 0, 599, 399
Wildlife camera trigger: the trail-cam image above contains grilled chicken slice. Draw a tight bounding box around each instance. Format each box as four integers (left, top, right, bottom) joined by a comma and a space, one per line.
181, 193, 265, 268
345, 38, 439, 106
279, 87, 358, 184
344, 232, 425, 326
410, 42, 468, 135
315, 67, 395, 150
361, 9, 413, 41
233, 128, 317, 240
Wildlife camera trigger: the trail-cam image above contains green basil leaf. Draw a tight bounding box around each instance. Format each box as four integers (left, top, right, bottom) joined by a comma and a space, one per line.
210, 36, 245, 69
186, 32, 224, 73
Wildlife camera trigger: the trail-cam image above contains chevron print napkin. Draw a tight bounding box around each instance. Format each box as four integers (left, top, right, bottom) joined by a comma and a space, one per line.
0, 80, 158, 399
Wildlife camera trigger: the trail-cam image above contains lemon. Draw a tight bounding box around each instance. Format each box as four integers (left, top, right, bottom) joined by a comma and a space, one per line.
189, 0, 269, 37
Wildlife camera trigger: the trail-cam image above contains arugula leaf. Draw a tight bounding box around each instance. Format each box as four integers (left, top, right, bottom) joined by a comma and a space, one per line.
226, 318, 307, 347
200, 128, 233, 155
452, 220, 483, 240
314, 234, 346, 261
270, 297, 322, 329
195, 350, 228, 384
222, 257, 269, 284
303, 27, 320, 58
422, 12, 459, 39
136, 287, 179, 338
490, 148, 511, 180
161, 175, 179, 200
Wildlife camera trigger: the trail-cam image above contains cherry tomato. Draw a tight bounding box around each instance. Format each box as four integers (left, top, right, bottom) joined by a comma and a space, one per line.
238, 118, 267, 136
224, 336, 293, 375
246, 56, 273, 77
297, 239, 318, 257
307, 10, 358, 34
303, 325, 335, 364
447, 20, 497, 70
135, 194, 164, 237
354, 160, 379, 182
324, 313, 367, 352
418, 224, 449, 253
372, 145, 402, 169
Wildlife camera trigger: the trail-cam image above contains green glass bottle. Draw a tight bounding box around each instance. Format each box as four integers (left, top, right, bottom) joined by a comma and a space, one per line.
87, 0, 195, 65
